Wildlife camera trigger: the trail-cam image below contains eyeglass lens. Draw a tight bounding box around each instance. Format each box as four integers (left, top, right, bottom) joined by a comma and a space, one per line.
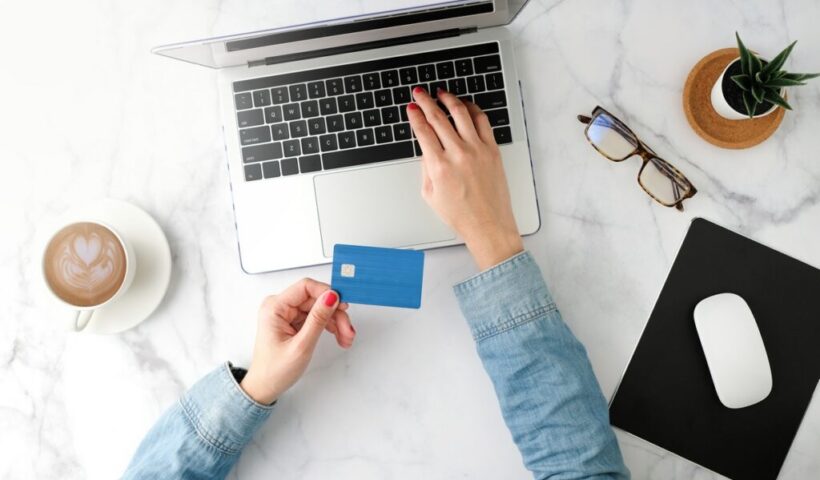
586, 112, 639, 160
639, 158, 689, 206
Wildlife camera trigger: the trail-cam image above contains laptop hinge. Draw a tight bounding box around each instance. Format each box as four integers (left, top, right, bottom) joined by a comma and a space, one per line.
249, 27, 477, 67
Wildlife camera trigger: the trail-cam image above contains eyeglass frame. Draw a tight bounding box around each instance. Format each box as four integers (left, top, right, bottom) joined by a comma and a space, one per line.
577, 106, 697, 211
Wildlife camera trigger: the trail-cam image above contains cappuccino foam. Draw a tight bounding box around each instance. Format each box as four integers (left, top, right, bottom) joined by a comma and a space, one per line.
44, 222, 127, 307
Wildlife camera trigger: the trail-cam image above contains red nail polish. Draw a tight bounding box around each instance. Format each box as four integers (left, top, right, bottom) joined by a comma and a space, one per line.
413, 86, 425, 94
324, 291, 338, 307
408, 102, 419, 111
437, 87, 445, 95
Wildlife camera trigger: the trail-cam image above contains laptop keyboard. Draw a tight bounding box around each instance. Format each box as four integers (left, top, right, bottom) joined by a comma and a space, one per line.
233, 42, 512, 182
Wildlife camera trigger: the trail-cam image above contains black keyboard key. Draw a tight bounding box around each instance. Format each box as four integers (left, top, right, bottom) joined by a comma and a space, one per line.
474, 54, 502, 73
301, 137, 320, 155
326, 115, 345, 133
299, 155, 322, 173
381, 106, 400, 124
455, 58, 473, 76
300, 100, 319, 118
467, 75, 486, 93
448, 78, 467, 96
289, 84, 308, 101
264, 106, 282, 123
283, 139, 301, 157
338, 131, 356, 149
262, 160, 281, 179
240, 126, 271, 145
375, 126, 393, 144
281, 158, 299, 176
242, 142, 283, 163
399, 67, 418, 85
238, 109, 264, 128
344, 112, 362, 130
244, 163, 262, 181
392, 86, 411, 104
308, 117, 326, 135
363, 109, 381, 127
381, 70, 399, 88
271, 87, 289, 104
363, 73, 381, 90
374, 89, 393, 107
486, 108, 510, 127
253, 90, 271, 107
493, 126, 512, 145
436, 61, 455, 79
414, 140, 422, 157
319, 98, 337, 115
486, 72, 504, 90
271, 123, 289, 140
283, 103, 301, 120
308, 81, 326, 98
319, 134, 338, 152
235, 92, 253, 110
326, 78, 344, 96
289, 120, 308, 138
337, 95, 355, 112
322, 141, 414, 170
418, 64, 436, 82
429, 81, 447, 97
393, 122, 412, 140
400, 106, 409, 122
355, 92, 374, 110
474, 91, 507, 110
344, 75, 363, 93
356, 128, 375, 146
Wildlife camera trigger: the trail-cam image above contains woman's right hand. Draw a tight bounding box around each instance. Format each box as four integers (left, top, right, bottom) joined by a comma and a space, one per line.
407, 87, 523, 270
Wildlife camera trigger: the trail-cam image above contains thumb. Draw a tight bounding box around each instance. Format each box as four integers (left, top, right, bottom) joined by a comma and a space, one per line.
296, 290, 339, 350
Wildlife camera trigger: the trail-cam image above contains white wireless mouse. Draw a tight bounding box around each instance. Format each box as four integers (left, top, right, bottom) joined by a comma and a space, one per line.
693, 293, 773, 409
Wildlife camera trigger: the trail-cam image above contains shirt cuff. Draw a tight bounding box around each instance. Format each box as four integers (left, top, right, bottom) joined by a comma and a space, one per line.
453, 251, 556, 342
179, 362, 275, 455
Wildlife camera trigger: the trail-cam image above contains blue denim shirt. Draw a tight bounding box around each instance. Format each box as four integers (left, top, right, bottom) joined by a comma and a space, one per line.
124, 252, 629, 479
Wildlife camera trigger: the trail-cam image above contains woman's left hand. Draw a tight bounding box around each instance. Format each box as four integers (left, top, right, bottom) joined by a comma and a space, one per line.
240, 278, 355, 405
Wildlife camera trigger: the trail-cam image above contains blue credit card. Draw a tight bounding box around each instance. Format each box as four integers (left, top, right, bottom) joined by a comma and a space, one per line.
331, 244, 424, 309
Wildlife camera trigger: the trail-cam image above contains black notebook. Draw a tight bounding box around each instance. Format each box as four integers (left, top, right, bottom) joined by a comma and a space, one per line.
609, 218, 820, 480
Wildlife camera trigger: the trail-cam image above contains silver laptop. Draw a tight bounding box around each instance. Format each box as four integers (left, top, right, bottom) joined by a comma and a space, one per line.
153, 0, 540, 273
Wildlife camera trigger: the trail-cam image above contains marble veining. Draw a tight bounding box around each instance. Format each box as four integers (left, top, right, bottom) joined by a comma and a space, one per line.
1, 0, 819, 478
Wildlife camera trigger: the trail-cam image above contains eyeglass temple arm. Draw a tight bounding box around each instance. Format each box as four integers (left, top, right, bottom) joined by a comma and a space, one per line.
577, 115, 592, 124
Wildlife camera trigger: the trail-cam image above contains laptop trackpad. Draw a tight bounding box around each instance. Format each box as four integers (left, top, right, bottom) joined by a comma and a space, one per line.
314, 161, 455, 257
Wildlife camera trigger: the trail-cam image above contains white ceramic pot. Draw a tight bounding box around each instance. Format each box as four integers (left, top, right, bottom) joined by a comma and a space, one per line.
711, 57, 781, 120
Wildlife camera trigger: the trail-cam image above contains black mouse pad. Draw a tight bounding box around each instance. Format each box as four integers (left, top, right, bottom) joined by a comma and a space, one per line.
609, 218, 820, 480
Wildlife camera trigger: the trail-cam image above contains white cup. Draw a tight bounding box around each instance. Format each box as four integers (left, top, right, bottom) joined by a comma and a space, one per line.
41, 220, 137, 331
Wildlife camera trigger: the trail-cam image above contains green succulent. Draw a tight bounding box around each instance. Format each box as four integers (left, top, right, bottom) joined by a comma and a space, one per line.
732, 32, 819, 118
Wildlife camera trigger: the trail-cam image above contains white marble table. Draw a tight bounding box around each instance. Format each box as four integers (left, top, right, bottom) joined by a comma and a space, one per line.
2, 0, 819, 478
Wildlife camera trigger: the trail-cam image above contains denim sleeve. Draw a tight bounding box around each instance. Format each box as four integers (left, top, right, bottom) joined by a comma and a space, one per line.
453, 252, 629, 480
122, 362, 274, 480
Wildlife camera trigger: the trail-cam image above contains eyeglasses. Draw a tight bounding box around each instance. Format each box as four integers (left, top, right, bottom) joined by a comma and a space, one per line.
577, 106, 697, 211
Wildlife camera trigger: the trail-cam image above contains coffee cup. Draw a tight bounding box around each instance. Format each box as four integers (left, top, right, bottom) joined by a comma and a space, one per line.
41, 221, 136, 331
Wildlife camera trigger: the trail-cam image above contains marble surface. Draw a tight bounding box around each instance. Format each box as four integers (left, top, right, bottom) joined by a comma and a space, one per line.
1, 0, 819, 478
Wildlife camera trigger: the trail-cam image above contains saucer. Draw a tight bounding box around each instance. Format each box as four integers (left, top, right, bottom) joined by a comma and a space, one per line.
682, 48, 785, 149
42, 199, 172, 334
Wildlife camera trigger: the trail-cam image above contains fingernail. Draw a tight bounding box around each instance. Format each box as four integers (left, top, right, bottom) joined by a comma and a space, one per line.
413, 86, 425, 94
437, 87, 445, 95
408, 102, 419, 111
324, 291, 338, 307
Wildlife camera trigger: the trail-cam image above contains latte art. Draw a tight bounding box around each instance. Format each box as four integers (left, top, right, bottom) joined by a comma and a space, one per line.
44, 223, 127, 307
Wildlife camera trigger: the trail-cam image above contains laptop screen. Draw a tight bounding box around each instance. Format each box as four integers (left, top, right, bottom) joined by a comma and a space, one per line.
153, 0, 529, 68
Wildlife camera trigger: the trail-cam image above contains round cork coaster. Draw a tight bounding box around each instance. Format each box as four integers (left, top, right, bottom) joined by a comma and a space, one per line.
683, 48, 785, 149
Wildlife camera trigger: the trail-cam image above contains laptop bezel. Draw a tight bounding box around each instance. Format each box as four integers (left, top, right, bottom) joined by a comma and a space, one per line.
152, 0, 523, 68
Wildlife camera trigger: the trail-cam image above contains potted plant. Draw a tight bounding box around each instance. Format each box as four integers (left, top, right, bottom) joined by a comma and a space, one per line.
711, 33, 819, 120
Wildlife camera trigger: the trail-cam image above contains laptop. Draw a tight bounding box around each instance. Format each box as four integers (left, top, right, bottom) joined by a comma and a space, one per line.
153, 0, 540, 273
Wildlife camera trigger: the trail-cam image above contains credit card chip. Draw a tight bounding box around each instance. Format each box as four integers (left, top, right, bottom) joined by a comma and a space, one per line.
341, 263, 356, 278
